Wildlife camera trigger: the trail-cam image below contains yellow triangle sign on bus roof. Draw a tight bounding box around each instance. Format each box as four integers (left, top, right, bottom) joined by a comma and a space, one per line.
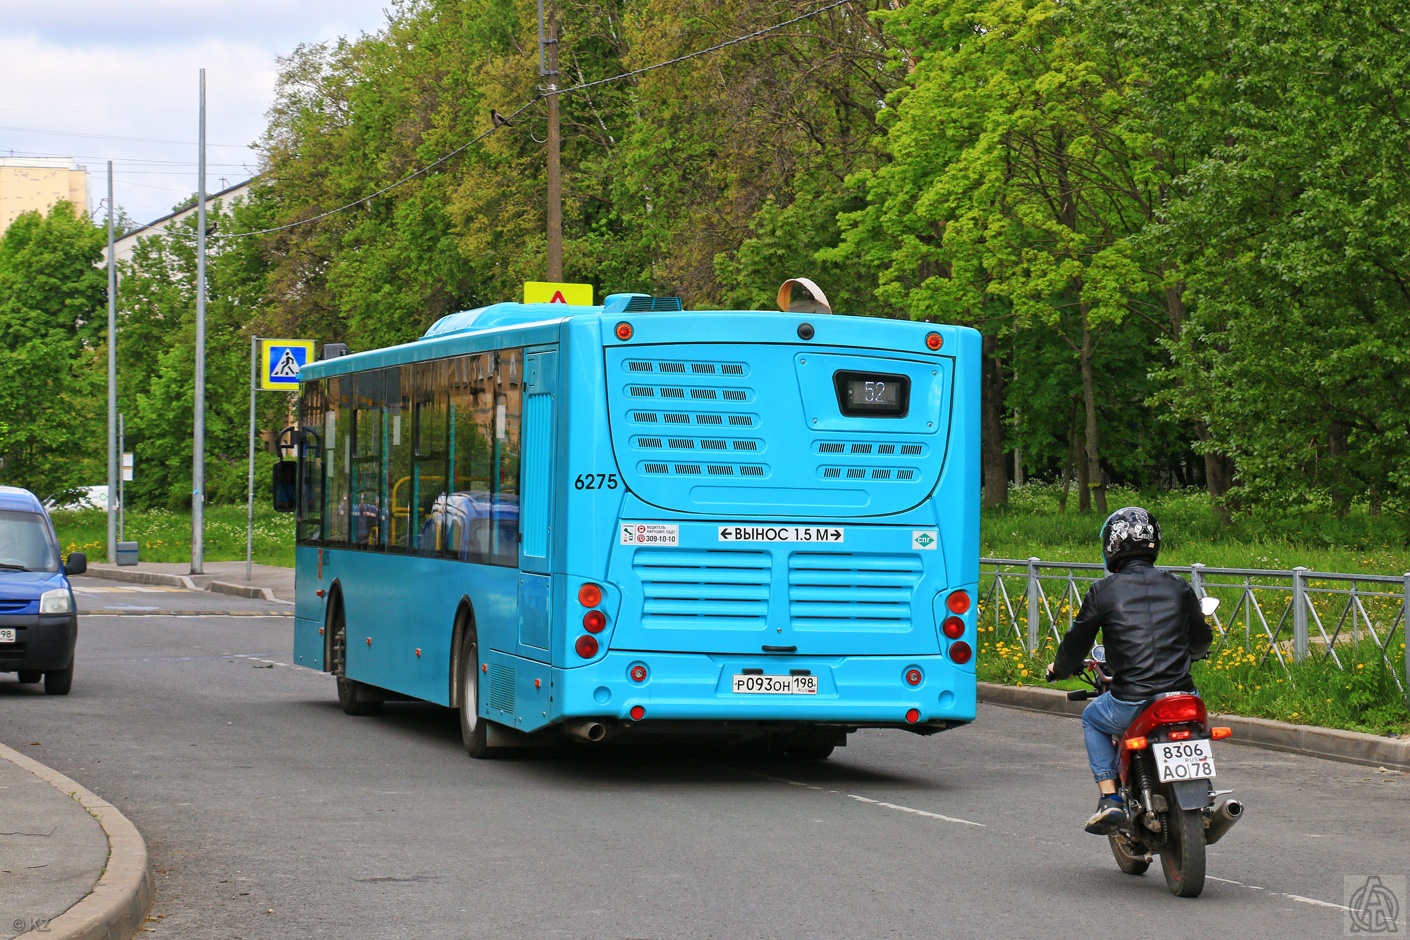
523, 281, 593, 306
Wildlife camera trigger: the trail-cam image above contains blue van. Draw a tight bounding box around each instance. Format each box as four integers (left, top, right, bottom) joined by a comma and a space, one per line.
0, 486, 86, 694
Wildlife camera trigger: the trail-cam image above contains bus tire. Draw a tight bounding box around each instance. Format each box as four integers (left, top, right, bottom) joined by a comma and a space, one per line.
457, 620, 501, 759
783, 743, 835, 761
330, 596, 382, 716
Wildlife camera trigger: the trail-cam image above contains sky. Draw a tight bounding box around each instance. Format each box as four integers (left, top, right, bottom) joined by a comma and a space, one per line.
0, 1, 395, 225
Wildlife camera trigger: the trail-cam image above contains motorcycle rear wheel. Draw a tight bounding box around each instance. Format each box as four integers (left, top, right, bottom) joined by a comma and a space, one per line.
1159, 802, 1206, 897
1108, 833, 1151, 875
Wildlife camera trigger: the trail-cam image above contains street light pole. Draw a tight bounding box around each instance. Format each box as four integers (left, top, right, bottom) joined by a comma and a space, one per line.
192, 68, 207, 575
106, 161, 117, 564
541, 1, 562, 280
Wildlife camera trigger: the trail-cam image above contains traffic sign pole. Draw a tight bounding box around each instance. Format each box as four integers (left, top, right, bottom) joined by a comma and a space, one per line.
246, 335, 258, 583
192, 68, 207, 575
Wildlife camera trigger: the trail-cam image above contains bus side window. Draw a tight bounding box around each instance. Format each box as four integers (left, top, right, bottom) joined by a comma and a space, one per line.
384, 366, 412, 552
325, 376, 351, 547
351, 370, 384, 549
296, 379, 325, 543
492, 348, 522, 566
413, 359, 449, 556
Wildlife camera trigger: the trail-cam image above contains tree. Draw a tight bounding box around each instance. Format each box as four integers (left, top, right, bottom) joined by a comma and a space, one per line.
0, 202, 106, 497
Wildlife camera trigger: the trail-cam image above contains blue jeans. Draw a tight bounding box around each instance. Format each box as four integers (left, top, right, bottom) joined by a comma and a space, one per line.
1081, 692, 1146, 783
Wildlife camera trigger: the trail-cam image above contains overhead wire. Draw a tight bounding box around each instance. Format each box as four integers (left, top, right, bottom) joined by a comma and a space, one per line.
204, 0, 856, 242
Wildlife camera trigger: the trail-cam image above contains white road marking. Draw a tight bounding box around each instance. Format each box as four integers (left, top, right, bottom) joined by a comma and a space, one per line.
729, 766, 985, 827
1206, 876, 1350, 911
847, 794, 986, 827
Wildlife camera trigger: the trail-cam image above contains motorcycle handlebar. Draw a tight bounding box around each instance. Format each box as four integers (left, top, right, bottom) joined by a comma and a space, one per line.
1066, 690, 1092, 702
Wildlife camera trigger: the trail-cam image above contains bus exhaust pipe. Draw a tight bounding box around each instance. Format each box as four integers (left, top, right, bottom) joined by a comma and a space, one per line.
565, 720, 607, 743
1204, 799, 1243, 845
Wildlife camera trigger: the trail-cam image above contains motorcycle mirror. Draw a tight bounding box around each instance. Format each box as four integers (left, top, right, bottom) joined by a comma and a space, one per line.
1090, 644, 1106, 663
1200, 596, 1221, 617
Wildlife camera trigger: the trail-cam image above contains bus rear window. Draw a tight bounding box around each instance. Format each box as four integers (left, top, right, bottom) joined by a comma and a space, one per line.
834, 370, 910, 418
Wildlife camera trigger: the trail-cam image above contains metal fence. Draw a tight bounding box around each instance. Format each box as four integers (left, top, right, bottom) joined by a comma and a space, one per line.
981, 558, 1410, 700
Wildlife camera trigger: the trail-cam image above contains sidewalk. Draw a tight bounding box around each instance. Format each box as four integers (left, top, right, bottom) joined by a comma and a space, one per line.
84, 560, 295, 603
0, 742, 152, 940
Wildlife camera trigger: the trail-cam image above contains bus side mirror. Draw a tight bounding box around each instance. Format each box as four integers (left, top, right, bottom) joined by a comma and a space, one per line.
273, 461, 297, 513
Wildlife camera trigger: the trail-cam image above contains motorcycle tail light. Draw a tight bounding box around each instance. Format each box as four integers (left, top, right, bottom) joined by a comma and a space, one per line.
1168, 729, 1192, 741
1124, 736, 1149, 750
1211, 727, 1233, 740
1151, 696, 1204, 723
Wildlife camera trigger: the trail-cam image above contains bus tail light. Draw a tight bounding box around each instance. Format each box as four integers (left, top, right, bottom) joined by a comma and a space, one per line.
905, 708, 920, 724
905, 668, 923, 687
575, 635, 599, 658
630, 705, 645, 721
948, 640, 972, 665
942, 616, 965, 640
583, 610, 606, 634
615, 321, 634, 341
630, 664, 647, 683
946, 590, 970, 614
578, 583, 603, 607
925, 331, 943, 351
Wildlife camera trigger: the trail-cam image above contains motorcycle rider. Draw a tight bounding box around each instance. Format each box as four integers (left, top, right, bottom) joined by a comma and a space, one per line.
1046, 506, 1212, 835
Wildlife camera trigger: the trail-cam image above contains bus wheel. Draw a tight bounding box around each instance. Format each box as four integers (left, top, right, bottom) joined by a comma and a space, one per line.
457, 621, 500, 759
784, 743, 835, 761
330, 600, 382, 716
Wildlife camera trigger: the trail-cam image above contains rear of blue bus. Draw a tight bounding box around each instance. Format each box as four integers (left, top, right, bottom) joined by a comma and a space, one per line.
551, 308, 980, 743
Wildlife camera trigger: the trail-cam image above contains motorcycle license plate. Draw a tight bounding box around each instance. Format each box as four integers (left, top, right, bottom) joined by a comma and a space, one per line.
732, 674, 817, 694
1153, 739, 1216, 782
0, 628, 13, 643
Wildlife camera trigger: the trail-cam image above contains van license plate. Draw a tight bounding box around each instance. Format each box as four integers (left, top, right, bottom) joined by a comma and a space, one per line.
0, 628, 14, 643
732, 674, 817, 694
1154, 739, 1216, 782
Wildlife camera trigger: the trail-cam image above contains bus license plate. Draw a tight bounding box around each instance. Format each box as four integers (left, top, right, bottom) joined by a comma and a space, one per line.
732, 674, 818, 695
0, 628, 14, 643
1154, 739, 1216, 782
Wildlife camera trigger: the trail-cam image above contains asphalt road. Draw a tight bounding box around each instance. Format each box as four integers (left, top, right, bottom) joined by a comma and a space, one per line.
0, 576, 1406, 939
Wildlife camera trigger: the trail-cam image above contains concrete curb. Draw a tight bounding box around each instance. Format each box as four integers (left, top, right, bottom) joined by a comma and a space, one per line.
0, 743, 153, 940
207, 580, 278, 602
81, 567, 196, 590
978, 681, 1410, 772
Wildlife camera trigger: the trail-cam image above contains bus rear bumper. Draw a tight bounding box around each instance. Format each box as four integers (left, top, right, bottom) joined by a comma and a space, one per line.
554, 650, 976, 728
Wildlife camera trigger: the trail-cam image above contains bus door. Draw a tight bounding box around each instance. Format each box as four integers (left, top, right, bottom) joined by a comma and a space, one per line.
517, 349, 557, 656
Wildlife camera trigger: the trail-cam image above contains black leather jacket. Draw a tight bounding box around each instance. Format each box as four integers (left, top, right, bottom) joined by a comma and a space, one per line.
1051, 559, 1213, 701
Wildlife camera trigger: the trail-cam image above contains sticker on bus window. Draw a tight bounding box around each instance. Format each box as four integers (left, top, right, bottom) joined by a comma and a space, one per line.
621, 523, 680, 546
718, 526, 844, 543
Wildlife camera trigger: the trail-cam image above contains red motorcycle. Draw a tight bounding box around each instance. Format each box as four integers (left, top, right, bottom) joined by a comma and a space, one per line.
1065, 603, 1243, 898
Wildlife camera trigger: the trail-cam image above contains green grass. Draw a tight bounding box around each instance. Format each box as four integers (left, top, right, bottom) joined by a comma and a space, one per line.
983, 483, 1410, 576
51, 505, 296, 568
980, 484, 1410, 736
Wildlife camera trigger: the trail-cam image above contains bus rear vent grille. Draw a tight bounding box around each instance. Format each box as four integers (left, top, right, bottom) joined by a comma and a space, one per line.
633, 436, 761, 453
626, 385, 754, 403
788, 553, 924, 630
818, 466, 920, 482
624, 360, 749, 377
635, 550, 771, 629
628, 411, 758, 428
639, 462, 768, 478
815, 442, 927, 457
622, 296, 684, 312
488, 664, 516, 713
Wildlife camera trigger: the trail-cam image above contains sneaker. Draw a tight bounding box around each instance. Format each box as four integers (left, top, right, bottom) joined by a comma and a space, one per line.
1084, 796, 1128, 835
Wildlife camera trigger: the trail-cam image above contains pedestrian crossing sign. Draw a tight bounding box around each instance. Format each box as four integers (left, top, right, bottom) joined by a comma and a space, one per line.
260, 339, 315, 390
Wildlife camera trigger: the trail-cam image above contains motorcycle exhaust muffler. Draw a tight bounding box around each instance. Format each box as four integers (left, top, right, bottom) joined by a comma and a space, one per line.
564, 719, 607, 743
1204, 799, 1244, 845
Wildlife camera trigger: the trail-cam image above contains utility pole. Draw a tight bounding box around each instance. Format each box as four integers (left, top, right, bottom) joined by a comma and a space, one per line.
192, 68, 207, 575
540, 0, 562, 280
106, 162, 117, 564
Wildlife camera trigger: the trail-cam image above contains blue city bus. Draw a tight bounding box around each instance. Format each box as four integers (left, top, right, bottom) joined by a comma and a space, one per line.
279, 292, 980, 759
